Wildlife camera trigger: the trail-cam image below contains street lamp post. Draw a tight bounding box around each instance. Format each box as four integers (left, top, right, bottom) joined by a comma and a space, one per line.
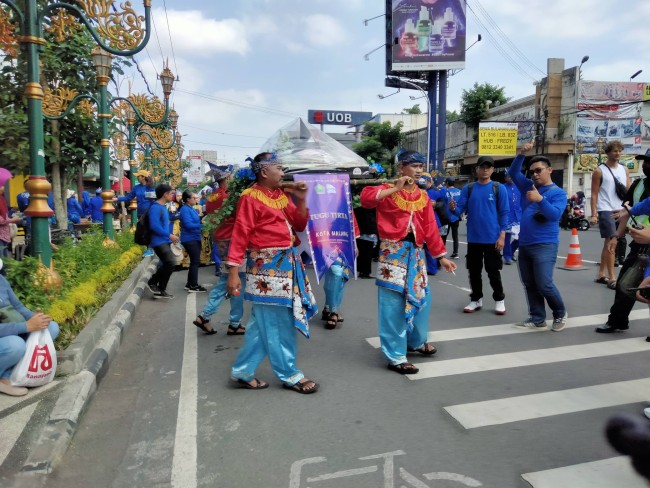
596, 136, 604, 165
0, 0, 153, 265
395, 79, 431, 172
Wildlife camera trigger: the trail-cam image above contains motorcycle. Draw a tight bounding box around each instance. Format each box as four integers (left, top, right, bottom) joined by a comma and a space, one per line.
560, 203, 590, 231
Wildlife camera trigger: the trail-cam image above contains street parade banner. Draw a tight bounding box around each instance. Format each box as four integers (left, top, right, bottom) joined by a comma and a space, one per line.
293, 174, 356, 284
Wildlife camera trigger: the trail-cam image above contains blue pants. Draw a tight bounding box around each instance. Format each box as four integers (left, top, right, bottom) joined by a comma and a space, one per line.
0, 321, 60, 378
230, 303, 304, 385
518, 243, 566, 323
200, 272, 245, 326
323, 264, 346, 313
425, 246, 439, 275
503, 232, 519, 261
378, 285, 431, 365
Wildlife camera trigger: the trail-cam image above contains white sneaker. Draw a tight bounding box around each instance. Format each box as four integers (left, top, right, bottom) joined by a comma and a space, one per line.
551, 312, 568, 332
463, 299, 482, 313
495, 300, 506, 315
515, 319, 548, 331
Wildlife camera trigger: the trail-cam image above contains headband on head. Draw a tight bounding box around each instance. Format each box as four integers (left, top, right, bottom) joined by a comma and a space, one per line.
396, 149, 426, 166
250, 152, 280, 174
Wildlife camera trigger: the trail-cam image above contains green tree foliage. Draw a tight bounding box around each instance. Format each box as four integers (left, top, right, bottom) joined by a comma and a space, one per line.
402, 104, 422, 115
352, 121, 403, 169
459, 82, 509, 129
446, 110, 460, 122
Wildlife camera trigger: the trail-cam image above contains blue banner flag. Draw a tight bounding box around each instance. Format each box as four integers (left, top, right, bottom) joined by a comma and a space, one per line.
293, 174, 356, 283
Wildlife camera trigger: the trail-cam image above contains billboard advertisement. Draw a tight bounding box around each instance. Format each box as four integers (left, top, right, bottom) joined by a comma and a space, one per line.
575, 80, 646, 172
390, 0, 466, 71
186, 156, 203, 186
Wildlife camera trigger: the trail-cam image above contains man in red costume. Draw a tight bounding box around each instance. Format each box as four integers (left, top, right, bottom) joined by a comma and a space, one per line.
361, 151, 456, 374
226, 153, 319, 394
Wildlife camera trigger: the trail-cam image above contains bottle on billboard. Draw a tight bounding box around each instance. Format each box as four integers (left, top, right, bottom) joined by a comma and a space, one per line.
428, 19, 444, 55
416, 7, 431, 53
400, 19, 418, 57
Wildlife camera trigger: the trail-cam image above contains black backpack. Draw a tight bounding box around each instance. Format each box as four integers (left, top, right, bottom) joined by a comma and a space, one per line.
434, 198, 450, 226
134, 208, 152, 246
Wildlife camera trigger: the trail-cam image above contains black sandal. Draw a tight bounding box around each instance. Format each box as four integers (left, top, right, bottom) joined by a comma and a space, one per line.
230, 378, 269, 390
407, 343, 437, 355
227, 324, 246, 335
325, 313, 338, 330
387, 362, 420, 374
193, 316, 216, 335
283, 379, 319, 394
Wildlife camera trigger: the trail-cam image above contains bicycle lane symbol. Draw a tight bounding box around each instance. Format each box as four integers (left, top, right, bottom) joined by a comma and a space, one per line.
289, 450, 483, 488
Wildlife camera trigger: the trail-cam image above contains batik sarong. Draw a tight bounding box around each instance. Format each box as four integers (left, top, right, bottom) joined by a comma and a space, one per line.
245, 247, 317, 338
376, 240, 429, 331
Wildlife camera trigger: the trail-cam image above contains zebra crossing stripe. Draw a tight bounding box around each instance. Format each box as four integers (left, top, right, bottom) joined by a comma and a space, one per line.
408, 338, 649, 380
444, 378, 650, 429
521, 456, 647, 488
0, 402, 39, 466
364, 309, 648, 349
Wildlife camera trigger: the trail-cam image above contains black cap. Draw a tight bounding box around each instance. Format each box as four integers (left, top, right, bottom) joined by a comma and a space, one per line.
476, 156, 494, 167
445, 177, 455, 185
635, 148, 650, 161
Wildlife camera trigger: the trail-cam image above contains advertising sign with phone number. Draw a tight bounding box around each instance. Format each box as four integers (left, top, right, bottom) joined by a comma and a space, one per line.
478, 122, 518, 156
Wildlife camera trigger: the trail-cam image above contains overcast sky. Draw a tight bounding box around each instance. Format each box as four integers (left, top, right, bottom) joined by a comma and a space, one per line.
121, 0, 650, 165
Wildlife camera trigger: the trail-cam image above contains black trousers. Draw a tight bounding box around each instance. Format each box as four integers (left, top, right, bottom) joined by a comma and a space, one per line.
466, 243, 504, 301
182, 239, 202, 287
151, 243, 176, 292
607, 241, 643, 327
444, 220, 460, 255
356, 238, 375, 276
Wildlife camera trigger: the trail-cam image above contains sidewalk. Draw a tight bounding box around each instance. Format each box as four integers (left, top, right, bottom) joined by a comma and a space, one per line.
0, 256, 156, 485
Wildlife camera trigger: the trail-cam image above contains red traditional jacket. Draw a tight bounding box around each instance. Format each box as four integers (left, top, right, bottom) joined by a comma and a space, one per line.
360, 184, 446, 257
226, 184, 309, 266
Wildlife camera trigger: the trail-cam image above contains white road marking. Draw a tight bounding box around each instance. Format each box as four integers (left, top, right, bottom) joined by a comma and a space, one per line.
408, 337, 649, 380
171, 293, 198, 488
423, 472, 482, 486
364, 309, 648, 349
521, 456, 647, 488
445, 378, 650, 429
306, 466, 378, 482
0, 401, 39, 465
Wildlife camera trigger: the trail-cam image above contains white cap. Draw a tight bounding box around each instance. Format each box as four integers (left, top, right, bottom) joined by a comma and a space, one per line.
404, 18, 416, 34
419, 6, 429, 21
431, 19, 442, 35
444, 7, 454, 22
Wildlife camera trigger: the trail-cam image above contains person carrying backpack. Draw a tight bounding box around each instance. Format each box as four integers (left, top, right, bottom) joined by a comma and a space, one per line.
450, 156, 509, 315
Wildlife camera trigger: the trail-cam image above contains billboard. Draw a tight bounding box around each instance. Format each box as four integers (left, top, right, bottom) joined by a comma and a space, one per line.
186, 155, 203, 186
575, 80, 646, 172
390, 0, 466, 72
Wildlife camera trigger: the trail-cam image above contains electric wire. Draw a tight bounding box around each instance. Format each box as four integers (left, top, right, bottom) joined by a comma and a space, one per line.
161, 0, 179, 78
181, 123, 267, 139
466, 3, 537, 82
470, 0, 545, 76
150, 9, 166, 61
182, 139, 261, 149
175, 88, 301, 118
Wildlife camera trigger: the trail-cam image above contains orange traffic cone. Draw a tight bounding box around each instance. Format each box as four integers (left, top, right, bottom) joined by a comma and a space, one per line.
559, 228, 586, 270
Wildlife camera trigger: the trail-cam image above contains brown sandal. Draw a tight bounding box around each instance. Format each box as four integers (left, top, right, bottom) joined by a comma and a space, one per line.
227, 324, 246, 335
408, 343, 437, 355
230, 378, 269, 390
283, 379, 319, 394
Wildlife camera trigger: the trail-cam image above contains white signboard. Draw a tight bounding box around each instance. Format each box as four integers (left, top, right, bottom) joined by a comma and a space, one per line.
187, 156, 202, 186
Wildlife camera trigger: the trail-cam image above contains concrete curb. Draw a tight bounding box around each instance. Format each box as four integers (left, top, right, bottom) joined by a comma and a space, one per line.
20, 257, 157, 475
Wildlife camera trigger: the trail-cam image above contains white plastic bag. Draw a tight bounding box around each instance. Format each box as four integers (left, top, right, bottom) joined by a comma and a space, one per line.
10, 329, 57, 387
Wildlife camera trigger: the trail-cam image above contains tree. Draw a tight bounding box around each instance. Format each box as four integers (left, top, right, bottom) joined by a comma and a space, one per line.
352, 121, 403, 170
459, 82, 509, 129
446, 110, 460, 123
402, 104, 422, 115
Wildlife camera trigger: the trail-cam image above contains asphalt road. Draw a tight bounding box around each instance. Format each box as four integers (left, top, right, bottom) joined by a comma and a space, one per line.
45, 224, 650, 488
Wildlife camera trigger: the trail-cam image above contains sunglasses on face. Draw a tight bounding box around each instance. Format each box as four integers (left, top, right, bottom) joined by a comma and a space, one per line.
528, 167, 547, 176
